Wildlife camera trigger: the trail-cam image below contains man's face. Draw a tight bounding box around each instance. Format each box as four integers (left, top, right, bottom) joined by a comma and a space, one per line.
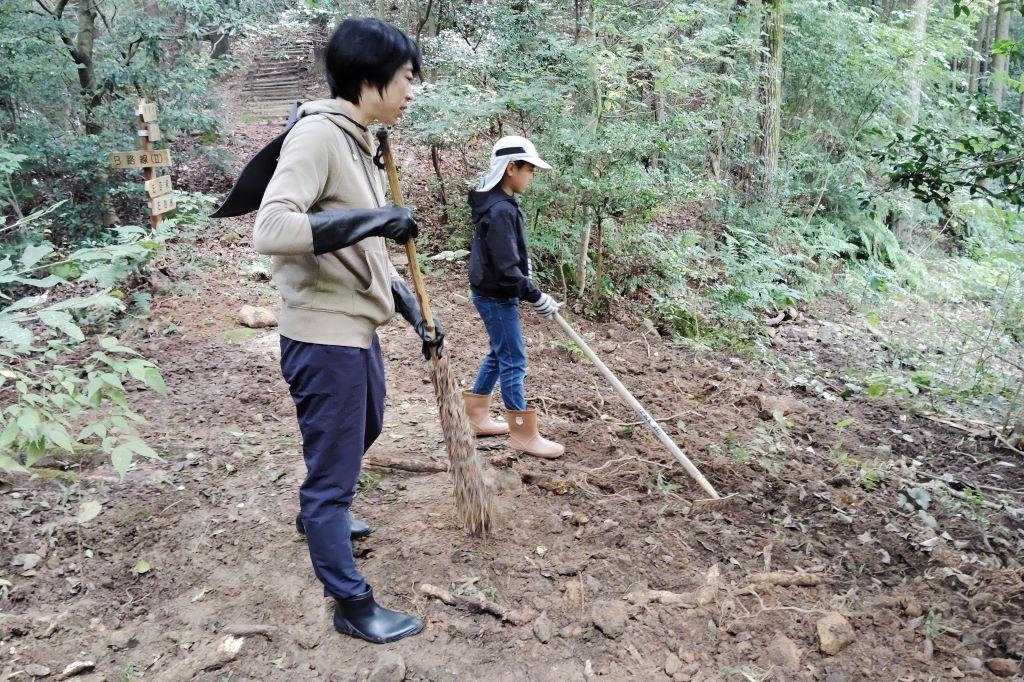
367, 62, 415, 125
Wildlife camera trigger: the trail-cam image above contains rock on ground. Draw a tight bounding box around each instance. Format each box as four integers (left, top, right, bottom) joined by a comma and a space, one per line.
664, 652, 682, 676
237, 305, 277, 328
58, 661, 94, 679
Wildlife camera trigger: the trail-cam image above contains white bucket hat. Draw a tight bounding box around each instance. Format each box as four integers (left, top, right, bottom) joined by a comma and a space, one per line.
476, 135, 551, 192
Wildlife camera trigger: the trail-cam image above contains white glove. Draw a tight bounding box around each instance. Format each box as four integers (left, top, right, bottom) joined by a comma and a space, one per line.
531, 292, 559, 319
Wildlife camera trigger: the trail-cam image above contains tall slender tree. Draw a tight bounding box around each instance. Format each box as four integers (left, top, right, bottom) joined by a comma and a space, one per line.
990, 0, 1015, 107
755, 0, 783, 197
905, 0, 929, 125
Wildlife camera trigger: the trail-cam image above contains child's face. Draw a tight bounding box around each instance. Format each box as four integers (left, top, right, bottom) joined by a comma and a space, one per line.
504, 162, 536, 194
364, 62, 416, 125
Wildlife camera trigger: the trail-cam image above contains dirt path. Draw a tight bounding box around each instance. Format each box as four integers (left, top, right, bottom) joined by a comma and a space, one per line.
3, 48, 1023, 682
3, 241, 1022, 680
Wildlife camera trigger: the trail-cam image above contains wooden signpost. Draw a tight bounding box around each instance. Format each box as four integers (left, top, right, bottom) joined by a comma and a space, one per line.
108, 99, 174, 229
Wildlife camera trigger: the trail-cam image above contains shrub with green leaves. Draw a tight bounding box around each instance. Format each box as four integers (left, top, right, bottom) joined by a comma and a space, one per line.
0, 209, 167, 477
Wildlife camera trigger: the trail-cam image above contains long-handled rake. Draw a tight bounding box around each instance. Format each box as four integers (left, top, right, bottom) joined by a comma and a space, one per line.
553, 312, 732, 507
377, 129, 493, 536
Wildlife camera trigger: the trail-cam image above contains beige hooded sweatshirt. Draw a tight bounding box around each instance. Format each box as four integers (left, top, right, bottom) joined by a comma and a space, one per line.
252, 99, 400, 348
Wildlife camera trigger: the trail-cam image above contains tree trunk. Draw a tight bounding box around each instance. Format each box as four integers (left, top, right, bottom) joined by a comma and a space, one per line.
882, 0, 897, 22
205, 33, 231, 58
905, 0, 929, 126
74, 1, 100, 135
896, 0, 929, 242
429, 145, 449, 211
979, 10, 998, 91
650, 79, 665, 169
990, 1, 1013, 107
754, 0, 783, 198
576, 220, 591, 295
708, 0, 747, 186
415, 0, 435, 44
967, 11, 987, 94
591, 212, 604, 306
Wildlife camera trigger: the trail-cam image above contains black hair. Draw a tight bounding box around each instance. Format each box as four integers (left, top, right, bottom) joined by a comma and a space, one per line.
324, 18, 422, 104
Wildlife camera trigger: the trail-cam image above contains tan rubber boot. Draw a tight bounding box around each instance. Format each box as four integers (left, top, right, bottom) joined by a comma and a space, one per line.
506, 408, 564, 458
462, 391, 509, 437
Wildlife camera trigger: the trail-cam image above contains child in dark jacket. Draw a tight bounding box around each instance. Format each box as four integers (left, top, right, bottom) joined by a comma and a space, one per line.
463, 136, 564, 458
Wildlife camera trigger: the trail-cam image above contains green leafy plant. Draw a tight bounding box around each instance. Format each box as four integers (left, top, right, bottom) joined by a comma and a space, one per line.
0, 210, 166, 477
877, 96, 1024, 219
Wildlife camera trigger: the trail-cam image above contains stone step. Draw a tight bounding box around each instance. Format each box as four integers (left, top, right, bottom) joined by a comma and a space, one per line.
251, 69, 309, 78
263, 50, 311, 59
246, 76, 304, 86
248, 98, 307, 108
245, 84, 303, 94
247, 89, 304, 99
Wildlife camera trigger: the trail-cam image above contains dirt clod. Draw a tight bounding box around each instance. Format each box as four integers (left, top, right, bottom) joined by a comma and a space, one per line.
368, 652, 406, 682
591, 600, 629, 639
12, 553, 41, 570
217, 635, 245, 661
694, 564, 721, 606
986, 658, 1019, 678
817, 612, 856, 656
533, 612, 553, 643
767, 634, 802, 669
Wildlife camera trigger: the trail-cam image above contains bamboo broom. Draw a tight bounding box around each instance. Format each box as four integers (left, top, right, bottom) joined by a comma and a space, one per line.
376, 129, 493, 536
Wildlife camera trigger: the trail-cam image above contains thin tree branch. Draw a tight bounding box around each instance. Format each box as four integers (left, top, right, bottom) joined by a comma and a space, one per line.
33, 0, 55, 16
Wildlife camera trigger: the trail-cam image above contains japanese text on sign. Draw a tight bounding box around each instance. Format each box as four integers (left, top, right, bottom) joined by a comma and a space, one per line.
137, 102, 158, 122
108, 149, 172, 169
150, 194, 176, 216
144, 175, 172, 198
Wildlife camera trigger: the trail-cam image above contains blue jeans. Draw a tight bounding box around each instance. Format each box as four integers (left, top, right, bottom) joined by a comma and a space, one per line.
279, 334, 385, 599
471, 294, 527, 411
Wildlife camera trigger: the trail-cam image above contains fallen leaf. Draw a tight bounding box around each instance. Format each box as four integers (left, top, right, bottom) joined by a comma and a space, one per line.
906, 487, 932, 510
77, 500, 102, 524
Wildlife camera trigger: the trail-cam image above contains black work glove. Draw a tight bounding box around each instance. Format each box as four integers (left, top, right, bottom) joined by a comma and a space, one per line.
392, 280, 445, 360
309, 206, 418, 255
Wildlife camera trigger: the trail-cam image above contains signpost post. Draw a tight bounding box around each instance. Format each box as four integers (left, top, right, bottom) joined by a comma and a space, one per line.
108, 100, 174, 230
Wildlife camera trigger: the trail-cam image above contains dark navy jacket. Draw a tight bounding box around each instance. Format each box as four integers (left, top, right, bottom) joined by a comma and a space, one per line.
467, 187, 542, 303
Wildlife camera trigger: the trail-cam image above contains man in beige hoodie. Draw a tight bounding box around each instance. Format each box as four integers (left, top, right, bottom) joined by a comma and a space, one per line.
251, 18, 439, 644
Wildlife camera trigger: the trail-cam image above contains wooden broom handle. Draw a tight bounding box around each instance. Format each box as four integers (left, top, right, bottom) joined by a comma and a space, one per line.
376, 129, 436, 339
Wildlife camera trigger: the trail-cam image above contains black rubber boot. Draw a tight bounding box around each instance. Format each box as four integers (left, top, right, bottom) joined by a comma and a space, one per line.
333, 587, 423, 644
295, 513, 373, 539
